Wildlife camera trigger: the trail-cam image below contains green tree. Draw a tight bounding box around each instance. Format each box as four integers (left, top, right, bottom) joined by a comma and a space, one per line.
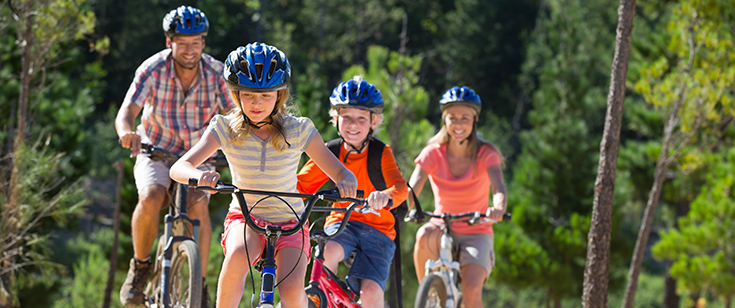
621, 0, 735, 305
0, 0, 104, 306
507, 0, 629, 305
652, 148, 735, 308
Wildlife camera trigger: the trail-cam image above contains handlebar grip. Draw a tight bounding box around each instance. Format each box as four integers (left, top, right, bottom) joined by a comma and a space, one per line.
356, 190, 364, 199
189, 178, 199, 187
503, 213, 512, 220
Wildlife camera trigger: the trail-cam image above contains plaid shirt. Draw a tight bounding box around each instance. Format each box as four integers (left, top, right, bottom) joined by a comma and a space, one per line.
123, 49, 236, 156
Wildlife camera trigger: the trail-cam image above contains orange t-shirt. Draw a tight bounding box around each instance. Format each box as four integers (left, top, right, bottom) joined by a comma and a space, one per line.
297, 142, 408, 240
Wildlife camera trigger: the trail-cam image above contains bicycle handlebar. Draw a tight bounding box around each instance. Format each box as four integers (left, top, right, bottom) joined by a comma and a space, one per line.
137, 142, 228, 169
190, 179, 367, 237
413, 211, 512, 225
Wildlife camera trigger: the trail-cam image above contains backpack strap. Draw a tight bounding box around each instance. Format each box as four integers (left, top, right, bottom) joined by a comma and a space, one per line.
366, 138, 387, 191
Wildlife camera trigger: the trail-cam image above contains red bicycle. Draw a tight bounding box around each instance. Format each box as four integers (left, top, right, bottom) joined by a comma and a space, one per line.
304, 202, 390, 308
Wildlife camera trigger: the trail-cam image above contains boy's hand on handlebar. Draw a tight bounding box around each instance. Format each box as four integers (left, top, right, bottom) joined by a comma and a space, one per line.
335, 179, 357, 198
119, 132, 141, 156
198, 171, 221, 194
366, 191, 391, 210
485, 207, 505, 222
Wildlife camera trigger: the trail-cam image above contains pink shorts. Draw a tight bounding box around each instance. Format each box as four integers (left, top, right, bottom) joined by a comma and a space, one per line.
221, 210, 311, 264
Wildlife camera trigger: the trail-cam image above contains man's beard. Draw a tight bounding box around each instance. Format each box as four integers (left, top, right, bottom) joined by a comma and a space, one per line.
174, 56, 198, 70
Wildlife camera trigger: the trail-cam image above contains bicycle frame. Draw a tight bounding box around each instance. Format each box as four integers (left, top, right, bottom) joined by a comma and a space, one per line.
415, 211, 510, 308
192, 180, 367, 308
306, 202, 380, 308
137, 143, 226, 308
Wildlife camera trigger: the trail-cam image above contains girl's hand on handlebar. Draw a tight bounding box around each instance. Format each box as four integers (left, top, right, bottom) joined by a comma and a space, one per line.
335, 179, 357, 199
198, 171, 221, 194
367, 191, 391, 210
485, 207, 505, 223
119, 132, 141, 156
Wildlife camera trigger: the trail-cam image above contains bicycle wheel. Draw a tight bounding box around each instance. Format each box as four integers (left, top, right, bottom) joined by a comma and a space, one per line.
145, 235, 166, 307
414, 273, 448, 308
168, 239, 202, 308
305, 285, 327, 308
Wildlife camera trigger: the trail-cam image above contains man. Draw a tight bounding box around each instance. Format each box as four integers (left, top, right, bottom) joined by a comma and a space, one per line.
115, 6, 235, 307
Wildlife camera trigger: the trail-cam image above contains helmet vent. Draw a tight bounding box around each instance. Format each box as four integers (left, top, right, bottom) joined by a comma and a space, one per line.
267, 59, 277, 79
255, 64, 264, 81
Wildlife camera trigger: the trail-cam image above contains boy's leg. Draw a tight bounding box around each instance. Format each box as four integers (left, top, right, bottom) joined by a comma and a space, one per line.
217, 218, 262, 308
344, 222, 395, 307
322, 241, 346, 272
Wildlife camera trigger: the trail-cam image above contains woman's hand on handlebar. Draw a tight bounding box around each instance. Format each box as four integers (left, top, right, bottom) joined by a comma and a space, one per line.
334, 178, 357, 199
366, 191, 391, 210
198, 171, 221, 194
485, 207, 506, 222
119, 132, 141, 156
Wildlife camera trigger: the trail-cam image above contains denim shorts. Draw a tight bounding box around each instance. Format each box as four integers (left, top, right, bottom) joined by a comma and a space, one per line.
324, 221, 396, 294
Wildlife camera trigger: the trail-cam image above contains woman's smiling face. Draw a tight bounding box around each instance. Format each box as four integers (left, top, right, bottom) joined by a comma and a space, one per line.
239, 91, 278, 123
444, 104, 476, 141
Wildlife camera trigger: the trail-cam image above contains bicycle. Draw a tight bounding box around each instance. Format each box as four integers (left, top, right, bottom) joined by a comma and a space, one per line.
191, 180, 369, 308
130, 143, 227, 308
409, 211, 511, 308
303, 199, 392, 308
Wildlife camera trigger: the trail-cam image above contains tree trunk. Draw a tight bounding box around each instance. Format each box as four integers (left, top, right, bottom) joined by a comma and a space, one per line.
581, 0, 637, 307
662, 262, 679, 308
663, 199, 689, 308
103, 161, 125, 308
621, 152, 671, 308
1, 9, 34, 308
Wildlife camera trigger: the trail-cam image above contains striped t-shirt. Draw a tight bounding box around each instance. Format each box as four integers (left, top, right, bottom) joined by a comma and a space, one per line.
124, 49, 235, 157
210, 114, 318, 222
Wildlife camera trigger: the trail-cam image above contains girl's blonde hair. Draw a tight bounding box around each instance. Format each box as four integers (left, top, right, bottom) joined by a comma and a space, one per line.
225, 88, 293, 151
427, 109, 506, 168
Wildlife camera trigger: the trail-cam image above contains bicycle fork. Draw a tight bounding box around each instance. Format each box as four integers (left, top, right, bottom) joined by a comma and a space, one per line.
257, 227, 281, 308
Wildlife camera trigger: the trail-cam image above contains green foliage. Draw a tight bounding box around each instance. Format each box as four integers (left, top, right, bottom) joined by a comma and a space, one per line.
652, 148, 735, 304
505, 0, 627, 301
0, 141, 87, 296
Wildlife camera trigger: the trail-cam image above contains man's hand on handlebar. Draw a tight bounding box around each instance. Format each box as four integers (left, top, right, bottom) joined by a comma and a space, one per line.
119, 132, 141, 156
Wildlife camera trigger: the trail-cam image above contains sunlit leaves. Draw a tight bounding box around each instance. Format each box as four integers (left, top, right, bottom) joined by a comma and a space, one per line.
652, 148, 735, 302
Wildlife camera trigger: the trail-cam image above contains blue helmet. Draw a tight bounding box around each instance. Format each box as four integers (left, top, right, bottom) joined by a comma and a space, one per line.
439, 86, 481, 113
163, 6, 209, 37
224, 43, 291, 93
330, 77, 384, 114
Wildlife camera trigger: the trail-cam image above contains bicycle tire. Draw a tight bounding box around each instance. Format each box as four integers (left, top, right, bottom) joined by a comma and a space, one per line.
305, 286, 326, 308
168, 239, 202, 308
145, 235, 166, 307
414, 273, 448, 308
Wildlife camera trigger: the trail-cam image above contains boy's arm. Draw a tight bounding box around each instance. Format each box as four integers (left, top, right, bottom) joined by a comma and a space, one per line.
380, 146, 408, 209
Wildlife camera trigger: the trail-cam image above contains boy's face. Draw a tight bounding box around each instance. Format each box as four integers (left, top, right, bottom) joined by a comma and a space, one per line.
337, 107, 375, 147
167, 35, 205, 70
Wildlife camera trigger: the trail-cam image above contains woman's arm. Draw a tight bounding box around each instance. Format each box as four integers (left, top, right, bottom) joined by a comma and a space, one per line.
407, 164, 429, 210
486, 164, 507, 221
304, 132, 357, 198
170, 129, 220, 187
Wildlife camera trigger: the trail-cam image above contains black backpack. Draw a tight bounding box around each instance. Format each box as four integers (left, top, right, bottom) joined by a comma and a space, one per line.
326, 137, 408, 308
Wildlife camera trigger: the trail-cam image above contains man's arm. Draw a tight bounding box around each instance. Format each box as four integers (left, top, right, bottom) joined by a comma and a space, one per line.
116, 101, 143, 154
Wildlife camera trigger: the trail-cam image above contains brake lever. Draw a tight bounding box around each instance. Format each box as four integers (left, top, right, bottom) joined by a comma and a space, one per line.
356, 206, 381, 217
